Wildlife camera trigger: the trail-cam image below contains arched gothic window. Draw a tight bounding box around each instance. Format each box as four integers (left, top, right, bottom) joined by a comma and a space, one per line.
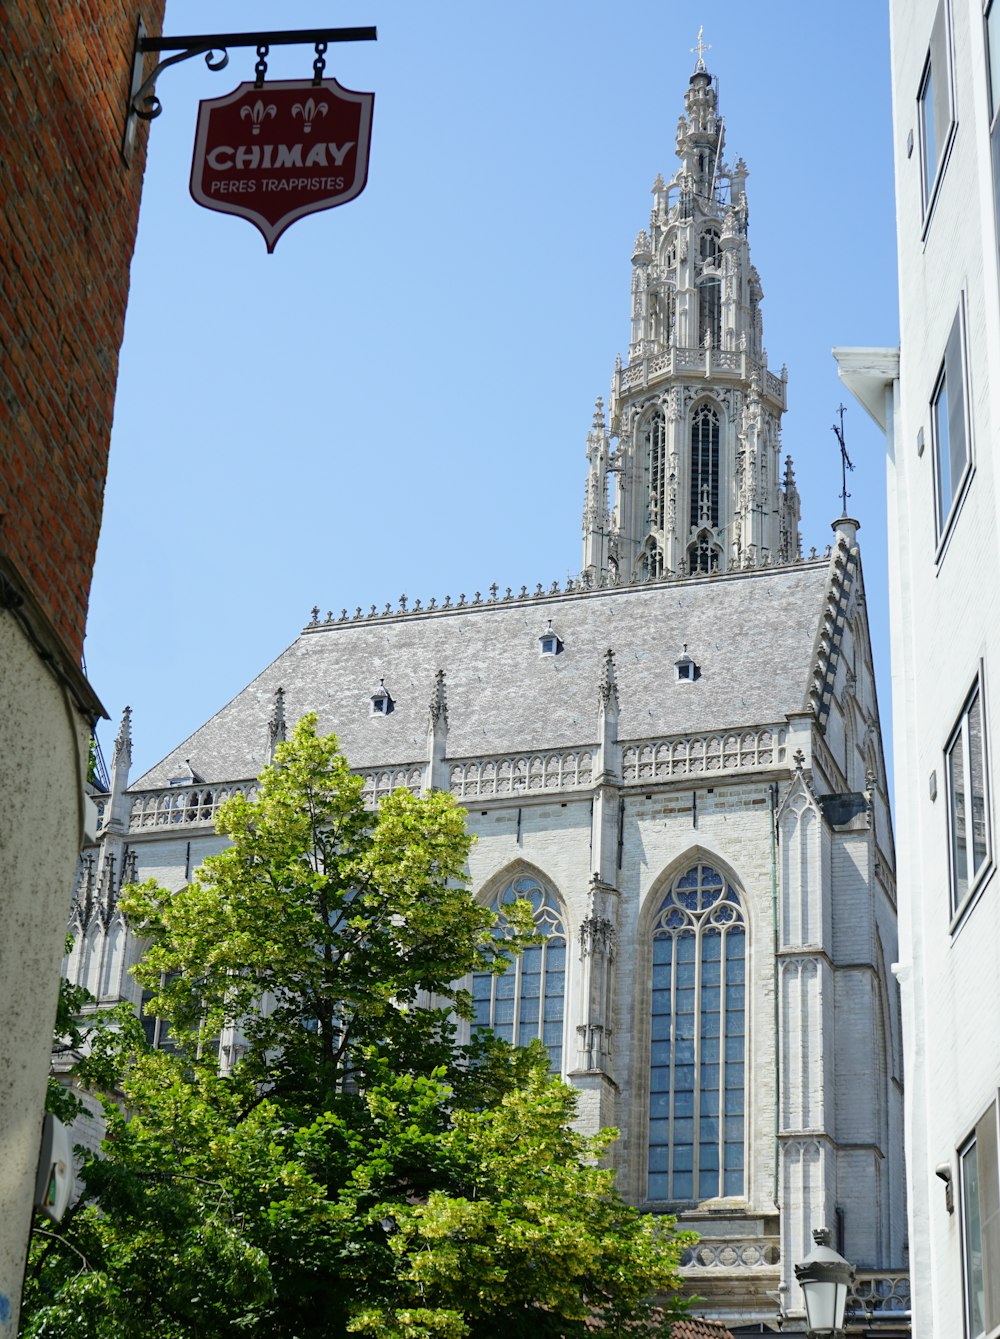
644, 409, 667, 531
698, 280, 721, 348
689, 404, 720, 532
100, 921, 124, 999
472, 874, 567, 1072
700, 228, 721, 267
648, 863, 746, 1202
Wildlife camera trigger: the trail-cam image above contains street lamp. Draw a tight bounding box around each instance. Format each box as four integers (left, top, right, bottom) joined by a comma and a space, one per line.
794, 1227, 856, 1337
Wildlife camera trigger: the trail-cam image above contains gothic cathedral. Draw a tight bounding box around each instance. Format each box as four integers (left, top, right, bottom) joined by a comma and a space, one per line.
67, 54, 908, 1333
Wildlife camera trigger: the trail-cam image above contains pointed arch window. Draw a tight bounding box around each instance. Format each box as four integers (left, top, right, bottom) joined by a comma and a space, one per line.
690, 404, 720, 532
472, 874, 566, 1072
698, 280, 721, 348
700, 228, 721, 267
648, 863, 746, 1202
643, 409, 667, 532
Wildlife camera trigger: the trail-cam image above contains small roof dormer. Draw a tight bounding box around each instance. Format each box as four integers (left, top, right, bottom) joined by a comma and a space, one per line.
169, 758, 205, 786
539, 620, 563, 657
370, 678, 395, 716
675, 644, 700, 683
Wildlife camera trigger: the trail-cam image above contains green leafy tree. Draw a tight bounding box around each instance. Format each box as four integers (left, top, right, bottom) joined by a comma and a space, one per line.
21, 719, 694, 1338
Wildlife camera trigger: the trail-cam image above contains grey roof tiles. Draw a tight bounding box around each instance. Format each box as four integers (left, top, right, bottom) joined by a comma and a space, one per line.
133, 562, 831, 790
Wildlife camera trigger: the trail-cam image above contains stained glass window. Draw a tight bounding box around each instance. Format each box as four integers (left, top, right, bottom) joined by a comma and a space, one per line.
648, 863, 746, 1202
471, 875, 567, 1073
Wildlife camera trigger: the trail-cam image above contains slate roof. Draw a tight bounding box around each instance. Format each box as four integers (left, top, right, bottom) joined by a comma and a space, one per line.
133, 561, 831, 790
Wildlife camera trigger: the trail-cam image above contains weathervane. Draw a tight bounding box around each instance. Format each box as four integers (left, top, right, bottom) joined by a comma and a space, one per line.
832, 403, 855, 517
691, 25, 711, 71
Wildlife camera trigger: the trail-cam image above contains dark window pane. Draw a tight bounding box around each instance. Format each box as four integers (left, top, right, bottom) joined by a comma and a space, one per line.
648, 1173, 669, 1200
673, 1144, 694, 1172
949, 724, 969, 907
649, 1146, 669, 1173
968, 690, 989, 877
699, 1168, 720, 1199
673, 1171, 693, 1199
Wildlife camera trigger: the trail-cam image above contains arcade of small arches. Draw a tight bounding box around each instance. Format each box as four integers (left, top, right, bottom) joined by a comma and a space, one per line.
470, 857, 749, 1207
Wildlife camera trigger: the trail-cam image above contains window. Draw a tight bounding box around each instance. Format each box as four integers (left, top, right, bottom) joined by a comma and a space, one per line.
644, 409, 667, 532
918, 1, 955, 216
960, 1101, 1000, 1337
472, 875, 566, 1072
932, 303, 971, 541
986, 1, 1000, 264
947, 674, 991, 918
698, 279, 721, 348
690, 404, 720, 531
648, 864, 746, 1202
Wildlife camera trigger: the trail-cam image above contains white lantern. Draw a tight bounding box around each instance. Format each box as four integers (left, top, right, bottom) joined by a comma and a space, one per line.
794, 1227, 856, 1336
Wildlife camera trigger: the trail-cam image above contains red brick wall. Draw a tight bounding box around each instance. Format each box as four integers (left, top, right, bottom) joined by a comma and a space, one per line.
0, 2, 165, 659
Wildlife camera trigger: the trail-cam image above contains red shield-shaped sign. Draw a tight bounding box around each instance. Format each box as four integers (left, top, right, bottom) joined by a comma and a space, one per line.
190, 79, 374, 252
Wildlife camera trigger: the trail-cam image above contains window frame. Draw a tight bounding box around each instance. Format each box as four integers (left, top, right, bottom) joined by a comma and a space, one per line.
932, 298, 974, 557
959, 1100, 1000, 1338
918, 0, 958, 233
985, 0, 1000, 272
644, 862, 747, 1206
471, 874, 568, 1074
946, 668, 993, 927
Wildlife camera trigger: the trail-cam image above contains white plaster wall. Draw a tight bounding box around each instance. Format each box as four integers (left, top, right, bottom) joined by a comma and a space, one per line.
0, 613, 91, 1336
888, 1, 1000, 1332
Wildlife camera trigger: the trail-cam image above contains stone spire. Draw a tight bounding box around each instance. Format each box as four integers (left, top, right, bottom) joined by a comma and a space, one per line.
581, 50, 801, 581
104, 705, 133, 834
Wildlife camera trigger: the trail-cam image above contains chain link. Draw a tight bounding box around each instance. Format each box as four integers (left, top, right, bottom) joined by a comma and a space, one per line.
312, 40, 328, 86
254, 43, 269, 88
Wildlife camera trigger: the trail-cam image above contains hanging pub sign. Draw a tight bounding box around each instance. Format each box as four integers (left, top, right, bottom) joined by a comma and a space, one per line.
190, 79, 374, 251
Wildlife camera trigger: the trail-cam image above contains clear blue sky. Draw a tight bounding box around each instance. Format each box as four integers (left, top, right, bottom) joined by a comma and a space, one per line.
88, 0, 900, 784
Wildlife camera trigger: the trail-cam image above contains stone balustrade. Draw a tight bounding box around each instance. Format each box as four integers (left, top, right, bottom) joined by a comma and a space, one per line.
617, 347, 786, 406
123, 728, 785, 831
358, 766, 424, 807
449, 749, 595, 799
622, 726, 783, 782
128, 781, 258, 831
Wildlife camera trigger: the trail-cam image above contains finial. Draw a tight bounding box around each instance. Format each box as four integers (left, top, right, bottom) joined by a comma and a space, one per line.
793, 748, 805, 771
812, 1227, 832, 1248
599, 647, 619, 709
592, 396, 605, 431
488, 583, 498, 602
691, 24, 711, 71
113, 705, 132, 762
268, 686, 286, 756
310, 606, 320, 625
399, 594, 407, 611
429, 668, 448, 726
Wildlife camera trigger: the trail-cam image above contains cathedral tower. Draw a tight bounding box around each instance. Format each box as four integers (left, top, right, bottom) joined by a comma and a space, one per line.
583, 54, 801, 581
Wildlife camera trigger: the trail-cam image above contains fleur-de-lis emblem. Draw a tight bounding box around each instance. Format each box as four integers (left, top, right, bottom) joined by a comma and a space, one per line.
291, 99, 328, 134
240, 101, 277, 135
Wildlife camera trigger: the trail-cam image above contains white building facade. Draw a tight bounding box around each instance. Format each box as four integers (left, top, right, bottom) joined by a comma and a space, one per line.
836, 3, 1000, 1337
70, 59, 909, 1335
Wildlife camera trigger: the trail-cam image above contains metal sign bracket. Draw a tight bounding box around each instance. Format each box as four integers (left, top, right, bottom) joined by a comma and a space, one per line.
121, 21, 377, 165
